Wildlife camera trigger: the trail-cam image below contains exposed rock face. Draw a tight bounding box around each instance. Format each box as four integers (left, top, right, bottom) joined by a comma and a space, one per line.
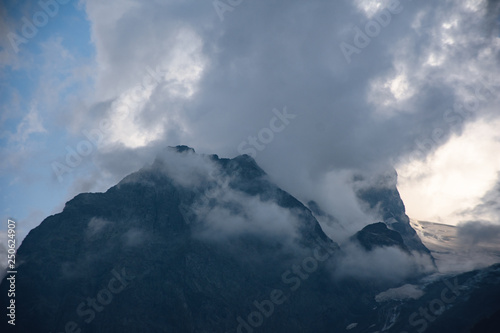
351, 222, 410, 253
354, 170, 433, 256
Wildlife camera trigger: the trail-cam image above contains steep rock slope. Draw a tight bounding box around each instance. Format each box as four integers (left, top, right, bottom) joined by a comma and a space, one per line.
354, 171, 432, 257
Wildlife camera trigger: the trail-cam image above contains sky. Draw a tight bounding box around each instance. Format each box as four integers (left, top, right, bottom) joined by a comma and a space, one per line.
1, 0, 500, 246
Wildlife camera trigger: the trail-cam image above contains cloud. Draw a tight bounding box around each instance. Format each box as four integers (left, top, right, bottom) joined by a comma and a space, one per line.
76, 0, 500, 228
82, 0, 499, 154
86, 217, 112, 238
301, 169, 380, 243
457, 220, 500, 246
397, 118, 500, 225
7, 105, 46, 143
335, 242, 434, 283
191, 188, 301, 244
152, 147, 220, 189
459, 176, 500, 223
121, 228, 147, 247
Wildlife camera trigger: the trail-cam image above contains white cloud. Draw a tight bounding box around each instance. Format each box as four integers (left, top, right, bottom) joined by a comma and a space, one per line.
353, 0, 394, 18
9, 106, 46, 143
86, 217, 111, 237
193, 192, 301, 243
397, 118, 500, 224
91, 24, 206, 148
308, 170, 378, 242
335, 243, 434, 282
122, 228, 147, 247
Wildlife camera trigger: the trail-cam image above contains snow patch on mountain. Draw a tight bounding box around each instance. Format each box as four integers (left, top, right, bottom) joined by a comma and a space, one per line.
410, 219, 500, 273
375, 284, 424, 302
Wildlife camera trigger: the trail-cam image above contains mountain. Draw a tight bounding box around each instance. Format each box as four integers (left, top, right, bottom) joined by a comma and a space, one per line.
354, 171, 433, 257
0, 146, 370, 332
1, 146, 499, 332
471, 308, 500, 333
371, 263, 500, 333
411, 219, 500, 273
351, 222, 410, 253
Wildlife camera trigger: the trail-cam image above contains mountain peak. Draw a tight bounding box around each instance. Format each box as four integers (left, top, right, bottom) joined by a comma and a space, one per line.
352, 222, 410, 253
168, 145, 196, 154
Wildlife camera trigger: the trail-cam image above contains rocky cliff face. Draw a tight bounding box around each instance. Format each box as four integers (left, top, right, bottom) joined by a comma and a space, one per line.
351, 222, 410, 253
354, 170, 433, 257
